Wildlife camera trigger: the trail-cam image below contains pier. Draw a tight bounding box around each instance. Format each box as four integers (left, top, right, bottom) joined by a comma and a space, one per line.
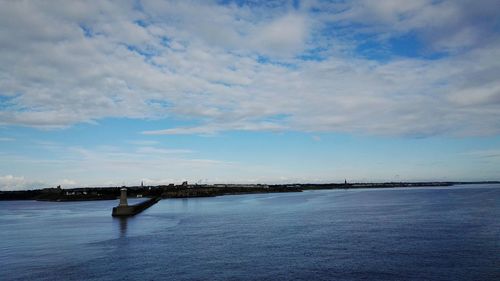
112, 188, 160, 217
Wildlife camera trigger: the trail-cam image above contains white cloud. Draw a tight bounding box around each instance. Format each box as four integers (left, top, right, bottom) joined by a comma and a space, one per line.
0, 143, 238, 187
329, 0, 500, 51
250, 13, 308, 56
136, 146, 193, 154
60, 179, 78, 187
0, 0, 499, 137
126, 140, 160, 146
0, 175, 45, 191
142, 120, 286, 135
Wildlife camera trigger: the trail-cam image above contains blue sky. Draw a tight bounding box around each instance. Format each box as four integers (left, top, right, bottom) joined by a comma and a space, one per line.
1, 0, 500, 189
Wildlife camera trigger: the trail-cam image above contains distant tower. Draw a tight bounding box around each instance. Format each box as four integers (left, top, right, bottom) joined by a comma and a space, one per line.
141, 181, 144, 188
345, 179, 347, 184
119, 188, 128, 206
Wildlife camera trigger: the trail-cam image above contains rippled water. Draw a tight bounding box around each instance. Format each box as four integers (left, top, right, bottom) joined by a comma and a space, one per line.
1, 185, 499, 280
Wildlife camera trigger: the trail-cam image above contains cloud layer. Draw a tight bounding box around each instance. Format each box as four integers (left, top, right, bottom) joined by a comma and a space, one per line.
0, 175, 44, 191
1, 0, 499, 136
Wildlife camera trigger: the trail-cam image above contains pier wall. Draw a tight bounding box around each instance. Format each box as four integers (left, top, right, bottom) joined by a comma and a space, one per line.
112, 196, 161, 217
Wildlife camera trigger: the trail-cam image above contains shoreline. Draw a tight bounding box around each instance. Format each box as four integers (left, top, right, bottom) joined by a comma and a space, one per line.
1, 181, 499, 202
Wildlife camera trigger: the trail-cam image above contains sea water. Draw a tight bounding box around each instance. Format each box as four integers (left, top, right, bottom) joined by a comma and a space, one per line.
1, 185, 499, 280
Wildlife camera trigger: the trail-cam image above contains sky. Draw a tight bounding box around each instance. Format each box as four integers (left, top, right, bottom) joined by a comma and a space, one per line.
1, 0, 500, 190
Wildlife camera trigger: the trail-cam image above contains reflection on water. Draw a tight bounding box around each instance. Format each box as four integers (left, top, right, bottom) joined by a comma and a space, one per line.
117, 217, 128, 237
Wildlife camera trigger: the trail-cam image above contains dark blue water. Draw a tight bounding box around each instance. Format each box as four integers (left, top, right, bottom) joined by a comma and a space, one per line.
1, 185, 499, 280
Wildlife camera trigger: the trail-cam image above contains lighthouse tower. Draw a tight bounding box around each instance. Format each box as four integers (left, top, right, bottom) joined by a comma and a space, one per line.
119, 188, 128, 206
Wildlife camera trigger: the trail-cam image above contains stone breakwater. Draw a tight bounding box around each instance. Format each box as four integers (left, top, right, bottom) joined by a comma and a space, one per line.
112, 196, 161, 217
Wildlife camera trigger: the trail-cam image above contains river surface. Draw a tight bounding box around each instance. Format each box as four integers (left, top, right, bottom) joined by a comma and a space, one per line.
1, 185, 499, 280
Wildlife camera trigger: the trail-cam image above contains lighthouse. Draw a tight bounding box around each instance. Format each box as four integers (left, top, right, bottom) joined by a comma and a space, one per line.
119, 188, 128, 206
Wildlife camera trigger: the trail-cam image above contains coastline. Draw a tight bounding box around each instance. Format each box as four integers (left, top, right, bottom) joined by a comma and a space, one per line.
1, 181, 498, 202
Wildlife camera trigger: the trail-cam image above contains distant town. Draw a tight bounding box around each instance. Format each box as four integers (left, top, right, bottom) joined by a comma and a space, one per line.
1, 181, 498, 201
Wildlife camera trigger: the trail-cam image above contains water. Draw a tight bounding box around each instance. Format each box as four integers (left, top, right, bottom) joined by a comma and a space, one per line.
1, 185, 499, 280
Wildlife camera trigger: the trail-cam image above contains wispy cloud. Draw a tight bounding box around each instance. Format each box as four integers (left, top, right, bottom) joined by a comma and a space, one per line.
142, 121, 287, 135
0, 140, 233, 188
126, 140, 160, 146
136, 146, 193, 154
463, 149, 500, 159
